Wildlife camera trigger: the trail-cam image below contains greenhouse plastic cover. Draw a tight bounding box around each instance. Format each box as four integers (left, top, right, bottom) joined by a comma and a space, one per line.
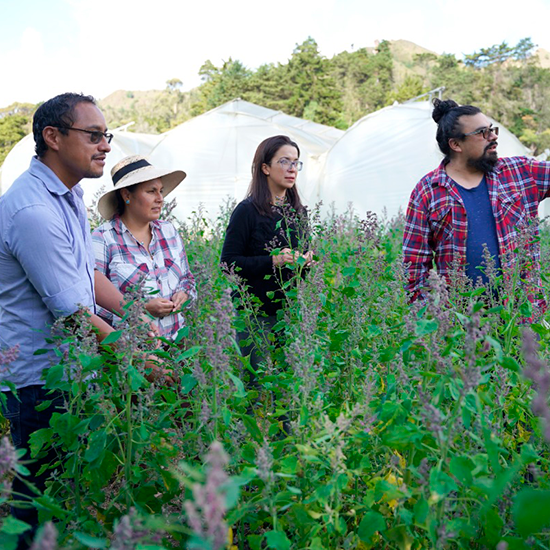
147, 99, 343, 221
1, 99, 542, 222
0, 99, 343, 222
0, 130, 163, 207
314, 101, 533, 220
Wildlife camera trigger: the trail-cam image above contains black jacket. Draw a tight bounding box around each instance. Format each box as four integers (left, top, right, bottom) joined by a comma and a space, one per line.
221, 198, 308, 315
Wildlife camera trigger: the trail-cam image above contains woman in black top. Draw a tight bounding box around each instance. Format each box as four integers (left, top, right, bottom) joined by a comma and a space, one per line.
221, 135, 311, 370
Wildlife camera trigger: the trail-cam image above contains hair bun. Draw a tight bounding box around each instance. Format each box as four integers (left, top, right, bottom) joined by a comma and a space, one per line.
432, 98, 459, 124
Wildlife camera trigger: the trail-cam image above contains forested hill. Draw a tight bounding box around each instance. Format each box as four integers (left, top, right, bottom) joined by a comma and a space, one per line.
2, 37, 550, 166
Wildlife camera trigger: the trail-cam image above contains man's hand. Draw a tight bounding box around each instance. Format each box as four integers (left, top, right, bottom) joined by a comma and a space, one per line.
146, 297, 176, 318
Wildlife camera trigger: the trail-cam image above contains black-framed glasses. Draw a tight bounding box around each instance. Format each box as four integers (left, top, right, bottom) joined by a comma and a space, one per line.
462, 126, 499, 140
275, 158, 303, 171
58, 126, 114, 144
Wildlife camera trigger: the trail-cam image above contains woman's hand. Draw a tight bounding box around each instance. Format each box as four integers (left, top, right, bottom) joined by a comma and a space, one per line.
144, 356, 174, 385
146, 297, 176, 318
272, 248, 299, 266
273, 248, 314, 267
302, 250, 314, 266
171, 291, 189, 311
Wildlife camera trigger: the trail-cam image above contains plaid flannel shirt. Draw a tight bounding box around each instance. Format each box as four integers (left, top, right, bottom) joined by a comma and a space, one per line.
92, 216, 196, 338
403, 156, 550, 302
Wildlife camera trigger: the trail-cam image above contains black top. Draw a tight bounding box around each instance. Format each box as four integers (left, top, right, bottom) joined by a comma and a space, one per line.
221, 198, 308, 316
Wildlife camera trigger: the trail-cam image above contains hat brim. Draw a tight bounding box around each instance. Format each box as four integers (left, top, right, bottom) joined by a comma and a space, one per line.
97, 167, 186, 220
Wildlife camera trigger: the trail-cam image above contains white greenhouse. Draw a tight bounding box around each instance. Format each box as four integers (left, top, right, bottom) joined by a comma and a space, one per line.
313, 101, 532, 220
2, 98, 544, 221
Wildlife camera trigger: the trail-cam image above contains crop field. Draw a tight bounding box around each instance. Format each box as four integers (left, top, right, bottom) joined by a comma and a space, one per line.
2, 202, 550, 549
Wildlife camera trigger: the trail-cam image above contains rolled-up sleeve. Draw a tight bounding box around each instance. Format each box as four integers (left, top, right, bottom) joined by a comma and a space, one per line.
7, 204, 93, 318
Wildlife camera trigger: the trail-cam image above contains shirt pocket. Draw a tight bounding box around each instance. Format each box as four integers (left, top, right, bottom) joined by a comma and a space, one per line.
110, 261, 150, 294
497, 192, 525, 227
429, 202, 453, 245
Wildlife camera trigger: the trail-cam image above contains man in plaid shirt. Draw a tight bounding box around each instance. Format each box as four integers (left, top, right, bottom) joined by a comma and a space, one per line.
403, 98, 550, 303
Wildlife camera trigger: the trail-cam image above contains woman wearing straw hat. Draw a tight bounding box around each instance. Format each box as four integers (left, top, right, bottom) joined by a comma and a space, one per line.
92, 155, 196, 339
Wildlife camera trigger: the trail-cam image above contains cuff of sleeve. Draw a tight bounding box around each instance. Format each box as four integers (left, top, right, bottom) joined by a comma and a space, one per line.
42, 280, 95, 318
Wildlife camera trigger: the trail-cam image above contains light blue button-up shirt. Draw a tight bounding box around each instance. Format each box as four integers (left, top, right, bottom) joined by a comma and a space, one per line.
0, 157, 96, 388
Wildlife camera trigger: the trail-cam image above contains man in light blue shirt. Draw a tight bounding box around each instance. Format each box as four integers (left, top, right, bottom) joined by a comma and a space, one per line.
0, 93, 130, 547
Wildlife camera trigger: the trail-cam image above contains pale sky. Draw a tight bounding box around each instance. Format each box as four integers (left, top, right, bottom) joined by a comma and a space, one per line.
2, 0, 550, 109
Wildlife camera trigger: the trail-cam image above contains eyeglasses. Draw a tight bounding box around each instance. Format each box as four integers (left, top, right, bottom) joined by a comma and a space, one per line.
58, 127, 114, 144
462, 126, 499, 140
275, 158, 303, 171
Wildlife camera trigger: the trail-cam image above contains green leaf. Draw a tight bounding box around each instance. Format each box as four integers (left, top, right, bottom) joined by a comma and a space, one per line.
264, 530, 291, 550
176, 345, 202, 361
247, 534, 263, 550
74, 532, 108, 548
414, 496, 429, 525
29, 428, 53, 458
513, 489, 550, 536
429, 469, 457, 502
519, 301, 532, 318
500, 356, 520, 372
242, 415, 263, 443
358, 510, 386, 541
44, 363, 65, 386
180, 374, 197, 394
102, 330, 123, 345
449, 456, 474, 486
228, 372, 246, 398
35, 399, 53, 412
415, 318, 438, 336
0, 517, 30, 535
85, 431, 107, 463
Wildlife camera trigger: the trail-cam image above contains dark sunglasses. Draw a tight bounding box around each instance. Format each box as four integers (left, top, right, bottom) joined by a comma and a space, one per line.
462, 126, 499, 140
58, 126, 114, 144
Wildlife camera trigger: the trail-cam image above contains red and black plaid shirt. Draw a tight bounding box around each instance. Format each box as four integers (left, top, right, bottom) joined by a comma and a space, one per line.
403, 157, 550, 302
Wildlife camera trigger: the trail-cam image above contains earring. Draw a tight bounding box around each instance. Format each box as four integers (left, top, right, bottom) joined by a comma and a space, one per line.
125, 199, 130, 204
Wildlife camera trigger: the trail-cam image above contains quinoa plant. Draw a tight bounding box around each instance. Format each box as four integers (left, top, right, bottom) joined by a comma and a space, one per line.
2, 203, 550, 548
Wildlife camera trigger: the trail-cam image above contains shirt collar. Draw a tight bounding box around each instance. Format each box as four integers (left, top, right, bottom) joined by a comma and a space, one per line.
431, 161, 454, 189
29, 156, 72, 197
111, 214, 160, 235
431, 159, 501, 188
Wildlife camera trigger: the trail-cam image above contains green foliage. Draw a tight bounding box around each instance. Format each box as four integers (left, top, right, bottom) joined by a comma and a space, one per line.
0, 104, 34, 164
464, 38, 536, 68
2, 206, 550, 548
4, 37, 550, 160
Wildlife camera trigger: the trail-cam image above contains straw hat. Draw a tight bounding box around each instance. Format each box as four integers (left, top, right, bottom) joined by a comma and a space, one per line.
97, 155, 186, 219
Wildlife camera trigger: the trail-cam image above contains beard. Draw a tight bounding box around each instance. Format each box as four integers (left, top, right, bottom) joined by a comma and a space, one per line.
467, 144, 498, 173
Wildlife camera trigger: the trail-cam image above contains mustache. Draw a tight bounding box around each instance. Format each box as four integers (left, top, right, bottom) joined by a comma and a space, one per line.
485, 142, 498, 152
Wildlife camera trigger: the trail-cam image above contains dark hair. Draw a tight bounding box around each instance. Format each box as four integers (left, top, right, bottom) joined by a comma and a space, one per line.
247, 135, 304, 216
33, 92, 97, 157
432, 98, 481, 162
113, 183, 139, 218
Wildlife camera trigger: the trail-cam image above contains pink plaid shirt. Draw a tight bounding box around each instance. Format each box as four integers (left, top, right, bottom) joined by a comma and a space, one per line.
92, 215, 196, 338
403, 157, 550, 302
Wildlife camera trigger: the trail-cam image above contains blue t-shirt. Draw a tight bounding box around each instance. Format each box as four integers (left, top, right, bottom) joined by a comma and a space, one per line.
455, 176, 502, 286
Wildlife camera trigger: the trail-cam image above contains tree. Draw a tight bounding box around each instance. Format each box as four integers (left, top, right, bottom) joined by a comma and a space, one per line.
0, 113, 31, 165
464, 38, 535, 68
192, 59, 252, 115
284, 37, 343, 126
